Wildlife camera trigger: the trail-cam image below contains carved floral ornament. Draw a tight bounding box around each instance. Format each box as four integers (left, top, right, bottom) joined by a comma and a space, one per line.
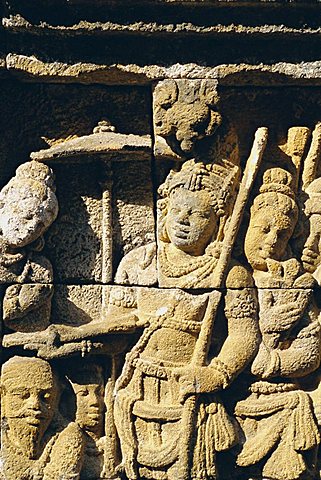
1, 85, 321, 480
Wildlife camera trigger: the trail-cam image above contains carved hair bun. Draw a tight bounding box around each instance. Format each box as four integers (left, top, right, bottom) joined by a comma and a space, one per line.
260, 168, 294, 199
16, 161, 55, 189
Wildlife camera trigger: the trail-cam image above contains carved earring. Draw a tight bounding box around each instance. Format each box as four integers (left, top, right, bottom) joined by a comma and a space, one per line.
158, 217, 170, 243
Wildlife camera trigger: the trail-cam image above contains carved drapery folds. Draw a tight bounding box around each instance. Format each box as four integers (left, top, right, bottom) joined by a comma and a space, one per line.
1, 78, 321, 480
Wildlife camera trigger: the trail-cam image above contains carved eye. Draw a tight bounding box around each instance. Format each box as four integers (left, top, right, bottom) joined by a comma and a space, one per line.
20, 391, 31, 400
169, 207, 180, 215
262, 225, 270, 234
41, 392, 51, 402
77, 388, 88, 397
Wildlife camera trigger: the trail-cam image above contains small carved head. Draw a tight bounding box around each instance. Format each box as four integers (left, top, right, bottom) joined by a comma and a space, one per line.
1, 356, 59, 456
67, 363, 104, 434
0, 161, 58, 249
154, 79, 222, 156
245, 168, 298, 271
302, 178, 321, 274
158, 159, 239, 256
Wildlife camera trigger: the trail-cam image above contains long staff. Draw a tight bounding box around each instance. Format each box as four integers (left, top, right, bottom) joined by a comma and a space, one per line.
179, 127, 268, 479
301, 122, 321, 192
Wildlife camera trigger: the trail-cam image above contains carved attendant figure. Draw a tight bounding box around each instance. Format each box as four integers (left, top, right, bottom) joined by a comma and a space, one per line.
236, 168, 320, 480
302, 177, 321, 284
116, 159, 240, 289
0, 161, 58, 332
1, 356, 84, 480
67, 363, 106, 480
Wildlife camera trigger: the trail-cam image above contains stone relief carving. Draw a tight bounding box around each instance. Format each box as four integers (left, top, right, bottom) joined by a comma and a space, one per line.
153, 79, 222, 156
0, 161, 58, 332
1, 356, 83, 480
2, 85, 321, 480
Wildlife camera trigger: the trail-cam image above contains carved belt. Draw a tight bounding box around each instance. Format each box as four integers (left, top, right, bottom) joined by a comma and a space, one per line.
131, 356, 184, 379
159, 317, 202, 333
133, 400, 183, 421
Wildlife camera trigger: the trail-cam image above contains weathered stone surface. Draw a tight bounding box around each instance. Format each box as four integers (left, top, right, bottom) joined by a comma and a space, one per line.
6, 54, 321, 86
2, 4, 321, 480
31, 131, 152, 162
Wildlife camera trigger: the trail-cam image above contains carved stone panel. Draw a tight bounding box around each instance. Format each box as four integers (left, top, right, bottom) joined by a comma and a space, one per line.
2, 11, 321, 479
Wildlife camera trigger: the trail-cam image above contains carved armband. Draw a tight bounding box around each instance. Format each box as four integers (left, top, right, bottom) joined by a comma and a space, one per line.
109, 287, 137, 309
224, 289, 257, 320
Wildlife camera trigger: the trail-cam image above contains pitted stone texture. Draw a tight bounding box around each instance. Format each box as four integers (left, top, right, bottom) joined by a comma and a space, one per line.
0, 161, 58, 252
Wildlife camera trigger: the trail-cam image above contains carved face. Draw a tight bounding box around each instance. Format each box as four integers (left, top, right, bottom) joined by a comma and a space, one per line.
2, 359, 58, 438
302, 213, 321, 273
245, 206, 295, 271
0, 183, 48, 248
73, 382, 104, 432
166, 188, 218, 256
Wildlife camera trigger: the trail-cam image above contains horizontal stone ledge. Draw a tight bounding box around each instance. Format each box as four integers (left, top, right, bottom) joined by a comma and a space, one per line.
5, 54, 321, 86
4, 15, 321, 37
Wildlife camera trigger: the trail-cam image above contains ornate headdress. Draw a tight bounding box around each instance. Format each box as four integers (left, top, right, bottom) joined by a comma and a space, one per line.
253, 167, 298, 220
158, 159, 239, 217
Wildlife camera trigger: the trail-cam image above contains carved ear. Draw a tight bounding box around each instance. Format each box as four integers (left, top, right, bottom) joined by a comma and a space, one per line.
154, 80, 178, 109
29, 235, 45, 252
199, 81, 219, 106
158, 217, 170, 243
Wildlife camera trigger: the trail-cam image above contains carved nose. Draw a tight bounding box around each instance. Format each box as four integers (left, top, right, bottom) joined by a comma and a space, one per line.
176, 210, 189, 224
27, 394, 42, 411
88, 392, 100, 408
267, 231, 278, 248
305, 233, 319, 251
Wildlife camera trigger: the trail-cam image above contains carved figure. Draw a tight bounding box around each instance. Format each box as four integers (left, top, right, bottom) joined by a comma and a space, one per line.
67, 362, 106, 479
302, 178, 321, 284
1, 356, 84, 480
236, 168, 320, 480
2, 127, 267, 480
153, 79, 222, 155
114, 158, 239, 290
157, 159, 239, 288
109, 136, 268, 479
0, 161, 58, 332
111, 285, 258, 480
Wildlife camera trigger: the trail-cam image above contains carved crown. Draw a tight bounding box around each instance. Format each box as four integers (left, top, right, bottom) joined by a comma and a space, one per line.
158, 159, 239, 217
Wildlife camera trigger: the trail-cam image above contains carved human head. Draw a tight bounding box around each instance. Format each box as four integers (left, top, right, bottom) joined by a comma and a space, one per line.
158, 159, 239, 256
1, 356, 59, 454
0, 161, 58, 248
154, 79, 222, 155
245, 168, 298, 271
302, 177, 321, 274
67, 363, 104, 434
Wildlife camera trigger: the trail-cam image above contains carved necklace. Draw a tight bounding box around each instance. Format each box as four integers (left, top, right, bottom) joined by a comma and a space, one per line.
159, 243, 215, 278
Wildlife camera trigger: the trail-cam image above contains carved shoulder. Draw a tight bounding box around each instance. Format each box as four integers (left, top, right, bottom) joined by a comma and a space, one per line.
43, 422, 84, 480
226, 261, 254, 289
27, 253, 53, 283
115, 242, 157, 286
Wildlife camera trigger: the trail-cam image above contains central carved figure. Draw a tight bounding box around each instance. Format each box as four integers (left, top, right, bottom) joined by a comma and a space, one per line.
111, 159, 259, 479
